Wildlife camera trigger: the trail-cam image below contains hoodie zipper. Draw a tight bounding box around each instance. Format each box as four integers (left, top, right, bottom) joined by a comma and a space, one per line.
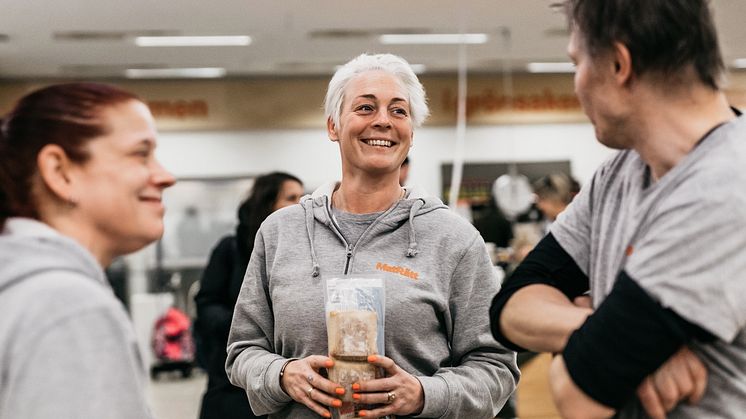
343, 244, 353, 274
322, 193, 407, 275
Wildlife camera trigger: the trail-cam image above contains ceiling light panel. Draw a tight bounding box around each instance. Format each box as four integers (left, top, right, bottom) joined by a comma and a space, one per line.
526, 62, 575, 73
125, 67, 227, 78
379, 33, 488, 45
135, 36, 251, 47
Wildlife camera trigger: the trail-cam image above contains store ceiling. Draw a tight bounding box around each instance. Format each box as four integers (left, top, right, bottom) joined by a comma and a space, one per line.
0, 0, 744, 80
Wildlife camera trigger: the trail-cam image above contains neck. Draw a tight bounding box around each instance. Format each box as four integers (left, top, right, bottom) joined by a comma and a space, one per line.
333, 175, 404, 214
41, 211, 112, 267
631, 85, 734, 181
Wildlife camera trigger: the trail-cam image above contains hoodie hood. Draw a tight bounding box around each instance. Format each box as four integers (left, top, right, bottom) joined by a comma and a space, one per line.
0, 218, 106, 294
300, 182, 448, 277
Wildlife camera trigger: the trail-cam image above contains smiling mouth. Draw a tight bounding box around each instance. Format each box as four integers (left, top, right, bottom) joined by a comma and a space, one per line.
362, 139, 393, 148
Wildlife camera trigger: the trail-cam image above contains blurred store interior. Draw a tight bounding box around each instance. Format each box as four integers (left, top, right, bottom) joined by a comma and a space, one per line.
2, 1, 746, 418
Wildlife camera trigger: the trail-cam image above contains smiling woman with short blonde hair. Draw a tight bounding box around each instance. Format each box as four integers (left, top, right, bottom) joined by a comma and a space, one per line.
226, 53, 518, 419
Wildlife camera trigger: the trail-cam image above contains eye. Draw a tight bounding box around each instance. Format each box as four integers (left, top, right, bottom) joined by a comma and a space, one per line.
356, 104, 374, 113
132, 148, 151, 160
392, 107, 409, 117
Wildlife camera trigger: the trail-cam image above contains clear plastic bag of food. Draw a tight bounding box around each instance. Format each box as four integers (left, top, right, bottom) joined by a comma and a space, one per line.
324, 275, 385, 418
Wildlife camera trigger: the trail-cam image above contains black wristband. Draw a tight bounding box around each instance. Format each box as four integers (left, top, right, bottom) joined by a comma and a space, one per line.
279, 358, 298, 394
562, 271, 714, 409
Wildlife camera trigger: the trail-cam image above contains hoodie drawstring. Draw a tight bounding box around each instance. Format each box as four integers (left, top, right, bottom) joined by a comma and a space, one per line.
304, 199, 321, 277
406, 199, 425, 258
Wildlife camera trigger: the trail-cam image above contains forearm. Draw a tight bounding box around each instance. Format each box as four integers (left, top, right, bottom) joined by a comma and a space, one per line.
225, 253, 292, 414
416, 351, 519, 419
424, 235, 519, 418
500, 284, 592, 353
226, 342, 291, 415
549, 355, 615, 419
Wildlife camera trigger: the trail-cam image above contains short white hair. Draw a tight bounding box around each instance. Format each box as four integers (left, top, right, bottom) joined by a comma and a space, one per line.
324, 53, 430, 129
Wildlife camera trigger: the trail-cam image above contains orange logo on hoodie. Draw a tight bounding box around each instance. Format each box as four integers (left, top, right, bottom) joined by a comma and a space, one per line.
375, 262, 419, 280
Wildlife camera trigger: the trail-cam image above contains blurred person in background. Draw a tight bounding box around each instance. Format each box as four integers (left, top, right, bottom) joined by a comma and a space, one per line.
532, 173, 580, 223
195, 171, 303, 419
473, 191, 514, 249
491, 0, 746, 418
0, 82, 175, 419
226, 53, 518, 419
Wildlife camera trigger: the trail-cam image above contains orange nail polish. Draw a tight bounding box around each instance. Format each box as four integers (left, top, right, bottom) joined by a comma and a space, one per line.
332, 399, 342, 408
352, 393, 361, 400
323, 412, 331, 418
367, 355, 377, 363
324, 359, 334, 368
335, 387, 345, 395
359, 410, 368, 417
352, 383, 361, 391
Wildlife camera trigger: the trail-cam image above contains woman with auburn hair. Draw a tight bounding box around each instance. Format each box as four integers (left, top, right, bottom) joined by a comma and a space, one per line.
0, 82, 175, 419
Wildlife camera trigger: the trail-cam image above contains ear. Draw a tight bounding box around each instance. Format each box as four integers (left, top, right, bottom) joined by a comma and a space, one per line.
36, 144, 77, 202
612, 42, 633, 86
327, 117, 339, 142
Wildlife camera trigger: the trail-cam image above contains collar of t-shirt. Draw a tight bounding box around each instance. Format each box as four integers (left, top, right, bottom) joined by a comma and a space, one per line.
330, 207, 384, 247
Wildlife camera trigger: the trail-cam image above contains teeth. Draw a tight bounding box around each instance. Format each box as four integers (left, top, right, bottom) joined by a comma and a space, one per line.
365, 139, 392, 147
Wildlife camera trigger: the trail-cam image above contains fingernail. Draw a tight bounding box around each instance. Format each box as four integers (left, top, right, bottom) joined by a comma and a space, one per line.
332, 399, 342, 408
359, 410, 368, 417
352, 393, 361, 400
324, 359, 334, 368
352, 383, 361, 391
367, 355, 377, 363
323, 411, 331, 418
335, 387, 345, 395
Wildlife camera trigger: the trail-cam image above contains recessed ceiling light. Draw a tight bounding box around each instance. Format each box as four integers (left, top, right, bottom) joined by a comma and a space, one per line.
379, 33, 488, 45
134, 36, 251, 47
733, 59, 746, 69
125, 67, 227, 78
526, 62, 575, 73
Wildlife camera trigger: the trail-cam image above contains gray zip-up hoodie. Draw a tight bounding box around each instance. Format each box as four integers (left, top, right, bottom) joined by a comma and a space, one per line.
0, 218, 152, 419
227, 184, 518, 418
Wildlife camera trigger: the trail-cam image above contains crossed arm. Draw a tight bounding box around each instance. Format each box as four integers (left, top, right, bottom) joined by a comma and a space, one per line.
490, 234, 710, 419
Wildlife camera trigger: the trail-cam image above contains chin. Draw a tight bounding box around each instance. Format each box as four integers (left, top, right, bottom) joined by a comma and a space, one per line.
146, 223, 165, 241
596, 133, 628, 150
134, 221, 165, 245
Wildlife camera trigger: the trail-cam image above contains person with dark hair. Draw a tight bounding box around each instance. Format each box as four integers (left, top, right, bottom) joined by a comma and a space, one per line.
0, 82, 175, 418
226, 53, 517, 419
195, 172, 303, 419
473, 195, 513, 249
490, 1, 745, 418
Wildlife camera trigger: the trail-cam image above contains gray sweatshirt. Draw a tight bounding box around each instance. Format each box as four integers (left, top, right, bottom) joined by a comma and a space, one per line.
0, 218, 152, 419
226, 184, 518, 419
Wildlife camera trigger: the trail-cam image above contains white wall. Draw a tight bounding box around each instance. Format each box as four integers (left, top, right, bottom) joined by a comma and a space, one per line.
157, 123, 615, 198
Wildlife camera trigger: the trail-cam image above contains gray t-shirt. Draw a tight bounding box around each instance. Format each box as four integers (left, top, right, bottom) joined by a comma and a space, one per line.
552, 116, 746, 418
331, 207, 384, 247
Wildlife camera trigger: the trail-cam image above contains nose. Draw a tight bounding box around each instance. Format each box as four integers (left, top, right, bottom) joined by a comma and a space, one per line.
372, 109, 392, 129
151, 158, 176, 189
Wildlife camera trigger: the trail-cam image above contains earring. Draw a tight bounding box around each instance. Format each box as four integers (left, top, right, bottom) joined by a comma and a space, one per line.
66, 195, 78, 208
